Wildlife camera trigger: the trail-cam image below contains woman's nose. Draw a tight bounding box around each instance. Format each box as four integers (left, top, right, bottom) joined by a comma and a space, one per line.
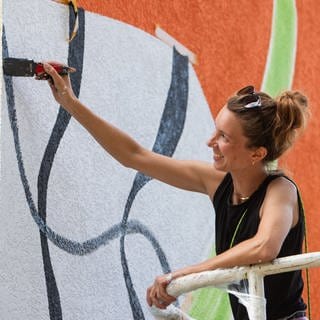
207, 135, 216, 147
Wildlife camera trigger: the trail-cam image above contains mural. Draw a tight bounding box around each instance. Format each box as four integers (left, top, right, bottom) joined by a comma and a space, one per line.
1, 1, 214, 319
1, 0, 320, 319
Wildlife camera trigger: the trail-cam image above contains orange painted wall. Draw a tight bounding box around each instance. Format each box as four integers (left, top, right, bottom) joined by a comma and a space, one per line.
77, 0, 319, 316
281, 0, 320, 315
77, 0, 272, 115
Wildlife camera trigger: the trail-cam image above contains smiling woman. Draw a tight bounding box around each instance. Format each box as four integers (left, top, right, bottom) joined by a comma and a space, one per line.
207, 106, 258, 176
210, 86, 309, 319
42, 55, 309, 318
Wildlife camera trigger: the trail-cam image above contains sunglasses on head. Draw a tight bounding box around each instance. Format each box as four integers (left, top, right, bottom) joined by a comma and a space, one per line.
236, 85, 262, 109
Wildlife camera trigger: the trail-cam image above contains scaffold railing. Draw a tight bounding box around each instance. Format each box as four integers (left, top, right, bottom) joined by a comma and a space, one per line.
151, 252, 320, 320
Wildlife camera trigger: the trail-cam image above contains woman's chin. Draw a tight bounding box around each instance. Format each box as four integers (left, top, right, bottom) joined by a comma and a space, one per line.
213, 161, 226, 172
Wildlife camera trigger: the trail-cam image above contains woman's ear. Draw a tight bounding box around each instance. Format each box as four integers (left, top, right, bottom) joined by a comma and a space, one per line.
251, 146, 267, 164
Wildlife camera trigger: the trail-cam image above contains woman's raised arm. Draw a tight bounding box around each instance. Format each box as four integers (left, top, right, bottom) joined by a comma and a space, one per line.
43, 63, 225, 195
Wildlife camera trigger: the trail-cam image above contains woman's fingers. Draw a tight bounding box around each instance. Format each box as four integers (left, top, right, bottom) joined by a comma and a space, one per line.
147, 285, 164, 309
147, 286, 164, 309
146, 286, 153, 307
155, 283, 176, 306
156, 289, 176, 305
42, 61, 76, 106
43, 63, 64, 89
146, 278, 176, 310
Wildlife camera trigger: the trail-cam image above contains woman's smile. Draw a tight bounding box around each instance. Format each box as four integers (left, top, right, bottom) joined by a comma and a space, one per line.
213, 152, 224, 162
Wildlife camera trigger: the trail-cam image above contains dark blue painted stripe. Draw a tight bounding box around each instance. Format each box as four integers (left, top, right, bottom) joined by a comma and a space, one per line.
37, 6, 86, 320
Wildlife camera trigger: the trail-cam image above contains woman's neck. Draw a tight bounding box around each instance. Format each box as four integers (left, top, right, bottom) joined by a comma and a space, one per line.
231, 167, 268, 204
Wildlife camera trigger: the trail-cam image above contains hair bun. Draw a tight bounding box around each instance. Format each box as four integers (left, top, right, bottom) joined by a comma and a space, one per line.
270, 90, 309, 159
275, 90, 309, 131
277, 90, 308, 109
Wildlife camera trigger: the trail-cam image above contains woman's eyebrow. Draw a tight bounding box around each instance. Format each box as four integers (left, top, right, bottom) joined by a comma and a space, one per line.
218, 129, 232, 139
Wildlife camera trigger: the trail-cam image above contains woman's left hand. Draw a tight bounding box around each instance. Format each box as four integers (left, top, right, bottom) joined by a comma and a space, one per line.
146, 274, 176, 309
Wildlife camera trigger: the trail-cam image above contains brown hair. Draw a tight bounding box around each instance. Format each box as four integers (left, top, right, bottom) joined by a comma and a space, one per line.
227, 87, 309, 162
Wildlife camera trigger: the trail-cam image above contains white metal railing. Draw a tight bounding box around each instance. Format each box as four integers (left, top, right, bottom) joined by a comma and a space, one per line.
151, 252, 320, 320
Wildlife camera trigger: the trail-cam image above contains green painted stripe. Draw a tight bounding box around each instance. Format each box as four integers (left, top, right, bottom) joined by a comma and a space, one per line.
261, 0, 297, 96
187, 246, 232, 319
189, 287, 232, 320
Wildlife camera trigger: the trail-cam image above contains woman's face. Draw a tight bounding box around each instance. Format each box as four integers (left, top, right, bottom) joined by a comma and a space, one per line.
207, 106, 256, 172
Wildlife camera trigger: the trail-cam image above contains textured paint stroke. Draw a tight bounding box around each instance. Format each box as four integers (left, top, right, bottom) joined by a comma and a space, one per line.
37, 6, 85, 320
261, 0, 297, 95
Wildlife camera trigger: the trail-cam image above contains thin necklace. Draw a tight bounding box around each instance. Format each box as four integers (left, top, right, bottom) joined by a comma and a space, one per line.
234, 193, 250, 203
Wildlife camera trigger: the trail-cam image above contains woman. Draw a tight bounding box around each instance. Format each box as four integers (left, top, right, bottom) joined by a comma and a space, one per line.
43, 63, 309, 320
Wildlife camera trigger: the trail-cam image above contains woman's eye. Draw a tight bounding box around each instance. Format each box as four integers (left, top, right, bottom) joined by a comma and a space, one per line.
221, 133, 229, 141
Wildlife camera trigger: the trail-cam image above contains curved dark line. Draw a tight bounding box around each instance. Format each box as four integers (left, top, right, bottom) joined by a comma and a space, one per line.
120, 47, 189, 319
121, 47, 189, 228
152, 47, 189, 156
126, 221, 170, 267
2, 19, 188, 320
37, 7, 86, 319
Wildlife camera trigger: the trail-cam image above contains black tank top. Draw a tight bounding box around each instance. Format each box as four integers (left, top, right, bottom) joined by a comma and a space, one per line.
213, 173, 306, 319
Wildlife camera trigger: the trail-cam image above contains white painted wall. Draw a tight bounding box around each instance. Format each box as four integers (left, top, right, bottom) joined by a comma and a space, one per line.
1, 1, 215, 319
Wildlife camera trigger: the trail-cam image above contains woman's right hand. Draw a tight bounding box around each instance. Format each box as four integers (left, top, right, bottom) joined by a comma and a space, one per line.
43, 62, 76, 107
146, 273, 176, 309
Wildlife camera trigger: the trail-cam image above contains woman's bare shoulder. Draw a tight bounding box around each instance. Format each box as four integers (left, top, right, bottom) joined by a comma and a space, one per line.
195, 161, 226, 198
